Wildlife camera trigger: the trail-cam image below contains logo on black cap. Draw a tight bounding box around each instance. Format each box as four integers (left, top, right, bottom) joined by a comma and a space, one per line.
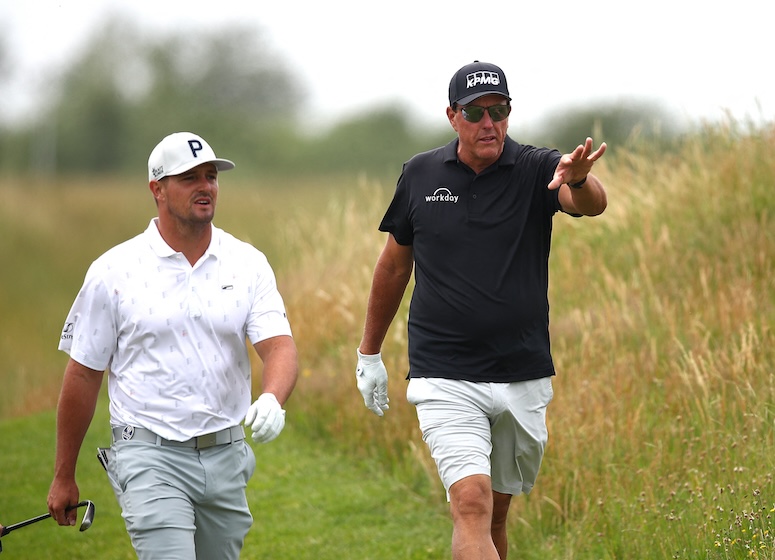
449, 61, 510, 106
466, 71, 500, 89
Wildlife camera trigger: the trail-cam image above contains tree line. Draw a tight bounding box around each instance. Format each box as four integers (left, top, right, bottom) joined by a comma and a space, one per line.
0, 15, 679, 180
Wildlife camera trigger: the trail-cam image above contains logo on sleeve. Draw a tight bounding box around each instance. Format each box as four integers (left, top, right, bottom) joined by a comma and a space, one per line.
61, 322, 75, 341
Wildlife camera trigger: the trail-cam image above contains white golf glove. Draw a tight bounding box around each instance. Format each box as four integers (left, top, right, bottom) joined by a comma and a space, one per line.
244, 393, 286, 443
356, 349, 390, 416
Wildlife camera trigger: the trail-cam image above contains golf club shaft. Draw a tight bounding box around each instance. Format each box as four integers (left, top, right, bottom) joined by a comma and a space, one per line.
0, 501, 88, 536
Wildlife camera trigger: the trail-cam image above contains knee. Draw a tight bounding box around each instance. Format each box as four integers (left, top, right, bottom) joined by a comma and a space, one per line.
450, 476, 493, 520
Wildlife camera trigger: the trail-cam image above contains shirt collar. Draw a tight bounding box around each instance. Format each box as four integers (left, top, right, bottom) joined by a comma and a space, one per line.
144, 218, 221, 261
443, 136, 519, 170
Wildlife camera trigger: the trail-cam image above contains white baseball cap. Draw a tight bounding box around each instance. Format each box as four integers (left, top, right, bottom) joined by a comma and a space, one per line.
148, 132, 235, 181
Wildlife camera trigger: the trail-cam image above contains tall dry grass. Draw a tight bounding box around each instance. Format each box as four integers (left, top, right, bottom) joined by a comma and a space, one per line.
1, 122, 773, 557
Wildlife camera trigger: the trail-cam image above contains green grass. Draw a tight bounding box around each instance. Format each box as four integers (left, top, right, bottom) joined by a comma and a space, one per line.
0, 392, 453, 559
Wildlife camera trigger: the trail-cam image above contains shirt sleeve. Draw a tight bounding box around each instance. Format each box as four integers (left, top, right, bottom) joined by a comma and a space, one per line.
58, 267, 118, 372
245, 254, 293, 345
378, 168, 414, 245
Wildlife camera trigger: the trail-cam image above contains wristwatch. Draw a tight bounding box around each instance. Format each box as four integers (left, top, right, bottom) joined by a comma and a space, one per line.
568, 176, 587, 189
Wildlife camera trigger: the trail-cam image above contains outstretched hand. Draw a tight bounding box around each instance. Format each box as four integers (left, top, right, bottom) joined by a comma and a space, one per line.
548, 137, 607, 190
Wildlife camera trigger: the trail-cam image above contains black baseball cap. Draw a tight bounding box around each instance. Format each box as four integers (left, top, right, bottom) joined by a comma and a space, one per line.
448, 61, 511, 106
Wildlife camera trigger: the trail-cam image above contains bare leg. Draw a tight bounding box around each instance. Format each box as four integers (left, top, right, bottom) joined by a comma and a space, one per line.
449, 475, 500, 560
491, 491, 512, 559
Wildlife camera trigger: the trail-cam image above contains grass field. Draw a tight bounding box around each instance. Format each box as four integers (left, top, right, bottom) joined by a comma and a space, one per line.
0, 395, 454, 559
1, 121, 774, 558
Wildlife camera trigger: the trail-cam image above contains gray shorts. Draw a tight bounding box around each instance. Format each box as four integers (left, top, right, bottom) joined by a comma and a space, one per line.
407, 376, 553, 497
105, 438, 256, 560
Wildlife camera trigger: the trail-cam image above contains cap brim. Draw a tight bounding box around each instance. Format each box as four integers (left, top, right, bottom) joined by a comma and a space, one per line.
166, 158, 235, 178
212, 159, 235, 172
455, 91, 511, 106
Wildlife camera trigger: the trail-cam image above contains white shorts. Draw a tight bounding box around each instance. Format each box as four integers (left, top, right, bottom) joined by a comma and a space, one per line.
406, 376, 553, 498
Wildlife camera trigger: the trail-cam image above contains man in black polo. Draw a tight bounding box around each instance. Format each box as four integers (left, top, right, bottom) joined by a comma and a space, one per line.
355, 61, 608, 559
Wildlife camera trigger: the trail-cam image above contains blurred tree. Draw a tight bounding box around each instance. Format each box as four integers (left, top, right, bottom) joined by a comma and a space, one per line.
296, 107, 453, 178
525, 99, 680, 153
305, 108, 417, 173
134, 24, 306, 163
15, 14, 306, 176
0, 14, 683, 180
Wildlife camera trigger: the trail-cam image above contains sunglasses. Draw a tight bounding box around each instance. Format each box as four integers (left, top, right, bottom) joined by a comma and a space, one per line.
459, 104, 511, 123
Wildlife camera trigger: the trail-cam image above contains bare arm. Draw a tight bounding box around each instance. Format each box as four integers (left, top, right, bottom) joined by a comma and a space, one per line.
253, 335, 298, 406
47, 359, 104, 526
359, 235, 414, 355
558, 174, 608, 216
549, 137, 608, 216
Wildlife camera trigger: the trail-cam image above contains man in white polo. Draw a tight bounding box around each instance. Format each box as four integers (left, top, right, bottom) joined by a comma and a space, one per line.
47, 132, 298, 559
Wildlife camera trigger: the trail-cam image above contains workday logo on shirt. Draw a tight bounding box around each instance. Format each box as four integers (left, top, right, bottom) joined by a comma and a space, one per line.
425, 187, 459, 204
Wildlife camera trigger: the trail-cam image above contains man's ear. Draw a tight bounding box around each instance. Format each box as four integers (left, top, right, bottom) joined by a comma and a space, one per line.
149, 179, 164, 202
446, 106, 458, 132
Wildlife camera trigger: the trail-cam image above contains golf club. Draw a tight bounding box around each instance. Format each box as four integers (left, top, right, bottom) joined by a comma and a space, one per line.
0, 500, 95, 553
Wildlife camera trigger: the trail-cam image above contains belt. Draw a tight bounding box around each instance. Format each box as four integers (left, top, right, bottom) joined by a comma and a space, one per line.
112, 425, 245, 450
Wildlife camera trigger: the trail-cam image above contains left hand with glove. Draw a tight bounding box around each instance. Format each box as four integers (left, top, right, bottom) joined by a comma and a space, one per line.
244, 393, 286, 443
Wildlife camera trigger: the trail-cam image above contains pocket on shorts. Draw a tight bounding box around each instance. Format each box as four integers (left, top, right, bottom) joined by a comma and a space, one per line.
533, 377, 554, 410
544, 377, 554, 405
406, 377, 431, 405
243, 442, 257, 482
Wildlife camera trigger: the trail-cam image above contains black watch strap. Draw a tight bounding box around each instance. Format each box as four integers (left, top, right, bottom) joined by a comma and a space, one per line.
568, 176, 587, 189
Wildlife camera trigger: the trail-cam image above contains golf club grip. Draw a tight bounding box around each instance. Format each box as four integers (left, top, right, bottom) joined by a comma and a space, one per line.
1, 501, 89, 535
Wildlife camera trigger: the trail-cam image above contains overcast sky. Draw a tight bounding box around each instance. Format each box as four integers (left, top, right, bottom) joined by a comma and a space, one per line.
2, 0, 772, 132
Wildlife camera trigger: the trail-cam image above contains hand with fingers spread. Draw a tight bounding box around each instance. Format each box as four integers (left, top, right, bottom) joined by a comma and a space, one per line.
356, 349, 390, 416
244, 393, 286, 443
547, 137, 607, 190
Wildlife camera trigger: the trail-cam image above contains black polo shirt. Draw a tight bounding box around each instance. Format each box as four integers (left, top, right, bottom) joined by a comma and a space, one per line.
379, 136, 564, 383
